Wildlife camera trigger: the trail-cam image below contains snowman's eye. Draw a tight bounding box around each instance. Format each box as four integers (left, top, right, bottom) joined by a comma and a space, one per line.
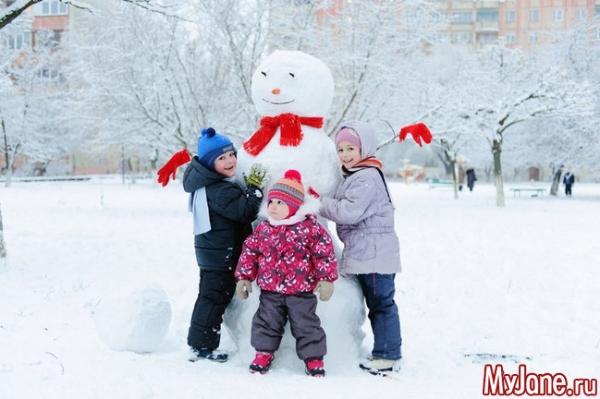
289, 73, 295, 78
261, 71, 267, 76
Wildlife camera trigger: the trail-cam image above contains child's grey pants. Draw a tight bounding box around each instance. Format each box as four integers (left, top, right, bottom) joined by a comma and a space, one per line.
251, 290, 327, 361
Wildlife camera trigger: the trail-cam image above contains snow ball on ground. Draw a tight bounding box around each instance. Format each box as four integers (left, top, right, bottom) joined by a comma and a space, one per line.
94, 283, 172, 353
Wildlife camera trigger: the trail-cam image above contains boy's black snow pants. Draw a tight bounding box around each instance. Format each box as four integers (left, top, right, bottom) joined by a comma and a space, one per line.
187, 268, 236, 350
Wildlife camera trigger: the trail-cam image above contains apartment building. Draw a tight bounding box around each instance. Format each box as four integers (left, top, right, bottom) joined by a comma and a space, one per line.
438, 0, 600, 49
3, 0, 69, 50
276, 0, 599, 49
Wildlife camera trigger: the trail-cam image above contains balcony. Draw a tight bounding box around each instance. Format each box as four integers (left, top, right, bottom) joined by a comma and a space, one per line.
475, 21, 500, 32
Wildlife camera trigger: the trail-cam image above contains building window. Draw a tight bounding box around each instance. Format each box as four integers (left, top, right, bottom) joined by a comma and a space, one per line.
529, 10, 539, 22
36, 67, 66, 85
451, 31, 472, 44
6, 31, 31, 50
431, 33, 448, 44
32, 0, 68, 16
33, 29, 62, 48
478, 33, 497, 43
505, 11, 516, 23
452, 11, 473, 24
505, 33, 516, 43
477, 10, 499, 22
529, 32, 538, 42
596, 6, 600, 16
552, 9, 563, 21
576, 8, 587, 20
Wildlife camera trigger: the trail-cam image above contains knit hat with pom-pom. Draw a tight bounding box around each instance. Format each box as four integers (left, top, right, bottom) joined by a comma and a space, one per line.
197, 127, 237, 171
268, 170, 305, 217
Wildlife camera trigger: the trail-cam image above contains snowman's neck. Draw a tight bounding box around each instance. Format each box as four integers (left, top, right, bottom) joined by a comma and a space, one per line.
243, 113, 324, 156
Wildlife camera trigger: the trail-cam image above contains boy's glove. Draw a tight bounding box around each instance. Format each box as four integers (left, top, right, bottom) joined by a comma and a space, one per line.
314, 281, 334, 301
236, 280, 253, 300
156, 149, 191, 187
243, 163, 268, 189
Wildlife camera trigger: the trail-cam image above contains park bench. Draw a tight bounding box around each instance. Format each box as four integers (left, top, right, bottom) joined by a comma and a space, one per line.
429, 178, 454, 189
509, 187, 546, 197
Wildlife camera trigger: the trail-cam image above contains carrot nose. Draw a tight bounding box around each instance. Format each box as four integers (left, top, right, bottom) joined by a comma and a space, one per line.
271, 88, 281, 95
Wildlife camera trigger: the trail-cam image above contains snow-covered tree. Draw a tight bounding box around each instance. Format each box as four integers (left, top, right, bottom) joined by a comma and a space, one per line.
1, 24, 69, 186
412, 44, 484, 197
312, 0, 443, 137
464, 45, 594, 206
64, 0, 271, 166
541, 20, 600, 184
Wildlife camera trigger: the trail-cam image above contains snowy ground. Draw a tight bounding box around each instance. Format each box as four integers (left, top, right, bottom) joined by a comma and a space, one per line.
1, 177, 599, 399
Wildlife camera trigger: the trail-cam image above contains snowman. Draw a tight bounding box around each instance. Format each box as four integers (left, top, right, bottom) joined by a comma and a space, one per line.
225, 50, 369, 373
236, 50, 340, 198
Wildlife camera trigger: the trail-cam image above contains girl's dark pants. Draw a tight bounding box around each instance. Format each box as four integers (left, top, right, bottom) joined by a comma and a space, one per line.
357, 273, 402, 360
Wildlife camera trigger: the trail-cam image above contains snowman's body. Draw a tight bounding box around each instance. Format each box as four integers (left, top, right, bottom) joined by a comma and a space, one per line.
227, 50, 367, 373
238, 127, 340, 198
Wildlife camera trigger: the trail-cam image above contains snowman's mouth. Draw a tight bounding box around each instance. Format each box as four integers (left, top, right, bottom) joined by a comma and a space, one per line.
263, 99, 295, 105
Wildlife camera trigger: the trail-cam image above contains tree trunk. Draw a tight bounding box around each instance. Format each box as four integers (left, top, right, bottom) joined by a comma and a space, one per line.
492, 140, 505, 207
127, 158, 136, 184
0, 203, 7, 258
550, 165, 564, 196
4, 169, 12, 188
449, 159, 458, 199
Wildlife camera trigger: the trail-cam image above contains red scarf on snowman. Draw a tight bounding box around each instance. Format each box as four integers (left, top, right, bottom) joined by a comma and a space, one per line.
243, 113, 324, 156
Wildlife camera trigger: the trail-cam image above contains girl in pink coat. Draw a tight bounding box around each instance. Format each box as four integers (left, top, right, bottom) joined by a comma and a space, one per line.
235, 170, 337, 377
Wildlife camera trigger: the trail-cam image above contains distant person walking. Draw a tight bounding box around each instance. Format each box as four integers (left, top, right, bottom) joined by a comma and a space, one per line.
563, 171, 575, 197
466, 168, 477, 192
458, 165, 465, 191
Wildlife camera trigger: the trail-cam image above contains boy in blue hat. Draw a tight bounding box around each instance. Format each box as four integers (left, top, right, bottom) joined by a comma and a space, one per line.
179, 127, 266, 362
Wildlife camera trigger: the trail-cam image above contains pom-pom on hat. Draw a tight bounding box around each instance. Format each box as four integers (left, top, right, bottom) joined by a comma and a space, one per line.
197, 127, 237, 171
335, 127, 361, 148
268, 170, 305, 217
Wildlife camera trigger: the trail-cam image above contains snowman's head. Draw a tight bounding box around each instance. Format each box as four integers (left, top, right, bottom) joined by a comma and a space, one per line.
251, 50, 334, 117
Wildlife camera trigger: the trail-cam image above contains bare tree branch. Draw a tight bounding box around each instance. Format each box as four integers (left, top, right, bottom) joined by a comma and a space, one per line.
0, 0, 183, 31
0, 0, 43, 30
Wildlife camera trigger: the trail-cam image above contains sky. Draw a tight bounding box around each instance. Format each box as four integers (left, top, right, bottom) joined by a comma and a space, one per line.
1, 177, 598, 399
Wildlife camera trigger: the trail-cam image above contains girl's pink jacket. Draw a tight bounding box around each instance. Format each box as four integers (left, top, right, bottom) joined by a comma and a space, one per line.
235, 214, 337, 295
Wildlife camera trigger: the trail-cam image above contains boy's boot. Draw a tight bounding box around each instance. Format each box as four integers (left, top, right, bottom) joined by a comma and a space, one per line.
189, 347, 228, 363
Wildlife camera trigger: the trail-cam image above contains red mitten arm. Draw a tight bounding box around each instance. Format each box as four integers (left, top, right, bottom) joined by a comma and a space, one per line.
399, 123, 432, 147
308, 186, 321, 199
156, 149, 191, 187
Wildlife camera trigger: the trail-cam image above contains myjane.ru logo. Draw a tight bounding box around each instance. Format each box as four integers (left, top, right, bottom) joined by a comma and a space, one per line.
483, 364, 597, 396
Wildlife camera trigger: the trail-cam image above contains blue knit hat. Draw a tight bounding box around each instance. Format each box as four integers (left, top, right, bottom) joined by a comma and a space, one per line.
197, 127, 237, 171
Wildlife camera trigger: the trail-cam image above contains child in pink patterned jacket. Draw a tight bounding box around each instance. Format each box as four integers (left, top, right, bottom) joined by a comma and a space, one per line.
234, 170, 337, 378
